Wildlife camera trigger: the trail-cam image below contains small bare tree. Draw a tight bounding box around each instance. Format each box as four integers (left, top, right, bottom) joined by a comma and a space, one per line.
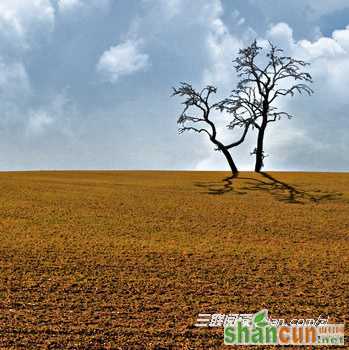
172, 83, 252, 175
233, 40, 314, 172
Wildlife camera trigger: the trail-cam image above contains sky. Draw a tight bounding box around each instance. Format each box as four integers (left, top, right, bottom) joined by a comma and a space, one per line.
0, 0, 348, 171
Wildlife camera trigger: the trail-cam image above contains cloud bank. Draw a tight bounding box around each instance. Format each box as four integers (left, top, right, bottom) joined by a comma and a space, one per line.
97, 40, 150, 82
0, 0, 347, 171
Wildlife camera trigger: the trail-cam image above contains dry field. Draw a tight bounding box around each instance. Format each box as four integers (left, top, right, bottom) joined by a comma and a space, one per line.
0, 171, 348, 349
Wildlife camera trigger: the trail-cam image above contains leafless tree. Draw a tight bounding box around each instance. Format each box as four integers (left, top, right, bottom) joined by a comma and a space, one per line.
232, 40, 314, 172
172, 83, 253, 175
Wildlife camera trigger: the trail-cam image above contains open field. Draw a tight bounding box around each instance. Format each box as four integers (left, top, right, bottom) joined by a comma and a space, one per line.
0, 171, 348, 349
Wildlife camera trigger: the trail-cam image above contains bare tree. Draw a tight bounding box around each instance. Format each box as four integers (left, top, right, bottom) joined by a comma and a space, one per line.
232, 40, 314, 172
172, 83, 252, 175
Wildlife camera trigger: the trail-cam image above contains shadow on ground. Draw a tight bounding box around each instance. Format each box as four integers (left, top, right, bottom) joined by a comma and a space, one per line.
194, 172, 344, 204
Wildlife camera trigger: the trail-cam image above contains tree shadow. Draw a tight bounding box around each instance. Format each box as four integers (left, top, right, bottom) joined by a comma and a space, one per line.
194, 173, 247, 196
246, 172, 343, 204
194, 172, 344, 204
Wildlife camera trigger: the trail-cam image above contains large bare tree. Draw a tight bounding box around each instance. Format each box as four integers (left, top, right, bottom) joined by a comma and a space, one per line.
172, 83, 252, 175
232, 40, 314, 172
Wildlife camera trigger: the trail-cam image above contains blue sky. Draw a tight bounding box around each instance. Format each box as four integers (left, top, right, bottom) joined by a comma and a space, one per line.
0, 0, 348, 171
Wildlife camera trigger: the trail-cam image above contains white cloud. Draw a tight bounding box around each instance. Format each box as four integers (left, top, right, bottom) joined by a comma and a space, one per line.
203, 20, 242, 89
0, 60, 31, 98
0, 0, 54, 51
141, 0, 183, 19
196, 18, 349, 171
89, 0, 111, 11
0, 0, 54, 108
27, 110, 54, 135
266, 22, 295, 51
0, 1, 55, 133
163, 0, 182, 17
133, 0, 349, 171
58, 0, 83, 12
305, 0, 349, 17
58, 0, 111, 13
249, 0, 349, 22
333, 25, 349, 52
0, 60, 32, 129
267, 23, 349, 102
264, 22, 349, 169
201, 1, 243, 90
299, 37, 346, 58
97, 40, 150, 82
26, 92, 76, 136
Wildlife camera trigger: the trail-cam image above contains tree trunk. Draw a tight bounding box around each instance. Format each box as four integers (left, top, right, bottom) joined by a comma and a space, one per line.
219, 144, 239, 175
255, 124, 266, 172
255, 100, 269, 172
